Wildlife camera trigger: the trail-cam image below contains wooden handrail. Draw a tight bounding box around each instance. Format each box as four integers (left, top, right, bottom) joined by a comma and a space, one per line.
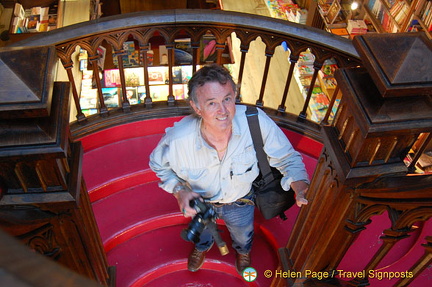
9, 10, 359, 55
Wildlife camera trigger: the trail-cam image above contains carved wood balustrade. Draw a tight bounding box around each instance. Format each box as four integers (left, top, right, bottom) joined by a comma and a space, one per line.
1, 9, 432, 287
277, 33, 432, 287
9, 9, 360, 131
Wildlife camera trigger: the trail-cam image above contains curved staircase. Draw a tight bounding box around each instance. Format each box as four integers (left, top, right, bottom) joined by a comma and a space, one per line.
77, 117, 431, 286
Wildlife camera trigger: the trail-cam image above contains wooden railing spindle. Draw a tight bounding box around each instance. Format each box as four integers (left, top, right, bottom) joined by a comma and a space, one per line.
278, 55, 298, 112
299, 63, 321, 120
256, 50, 273, 107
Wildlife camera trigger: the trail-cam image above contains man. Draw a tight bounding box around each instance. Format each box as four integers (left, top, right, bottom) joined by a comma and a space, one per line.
149, 64, 309, 274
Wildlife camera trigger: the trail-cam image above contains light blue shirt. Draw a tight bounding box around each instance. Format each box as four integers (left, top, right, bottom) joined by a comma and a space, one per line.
149, 105, 309, 203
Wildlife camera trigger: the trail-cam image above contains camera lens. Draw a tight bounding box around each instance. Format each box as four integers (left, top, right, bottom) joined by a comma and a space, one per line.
181, 214, 206, 243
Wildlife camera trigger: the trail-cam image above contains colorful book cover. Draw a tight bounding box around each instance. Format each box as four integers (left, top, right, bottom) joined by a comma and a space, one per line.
200, 34, 217, 63
174, 38, 193, 65
104, 69, 121, 87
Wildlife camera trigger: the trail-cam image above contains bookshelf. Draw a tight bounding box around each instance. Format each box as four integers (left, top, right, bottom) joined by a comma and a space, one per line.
78, 35, 234, 116
293, 49, 340, 123
0, 0, 101, 46
311, 0, 432, 39
2, 1, 63, 41
360, 0, 432, 38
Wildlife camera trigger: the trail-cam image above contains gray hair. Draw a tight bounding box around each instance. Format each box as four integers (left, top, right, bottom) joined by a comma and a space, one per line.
187, 64, 237, 106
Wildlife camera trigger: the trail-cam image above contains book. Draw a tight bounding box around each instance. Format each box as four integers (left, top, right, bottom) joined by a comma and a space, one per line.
200, 33, 217, 63
172, 66, 183, 84
97, 46, 106, 70
27, 14, 40, 30
325, 1, 341, 25
125, 87, 138, 104
330, 27, 349, 38
48, 14, 57, 27
148, 67, 166, 85
181, 65, 193, 84
125, 67, 144, 86
298, 50, 315, 65
297, 65, 314, 76
321, 63, 338, 77
13, 3, 25, 19
137, 86, 147, 102
159, 45, 168, 65
174, 38, 193, 65
113, 41, 141, 68
173, 84, 186, 100
347, 20, 368, 35
104, 69, 121, 87
102, 87, 120, 108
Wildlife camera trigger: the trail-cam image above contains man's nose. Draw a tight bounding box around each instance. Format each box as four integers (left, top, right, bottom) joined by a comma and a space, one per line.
218, 102, 228, 113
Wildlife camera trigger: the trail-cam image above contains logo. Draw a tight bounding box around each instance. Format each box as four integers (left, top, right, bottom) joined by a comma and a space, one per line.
242, 267, 257, 282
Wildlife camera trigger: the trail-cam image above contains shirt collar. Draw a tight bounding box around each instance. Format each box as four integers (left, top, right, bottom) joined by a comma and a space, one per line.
194, 106, 242, 151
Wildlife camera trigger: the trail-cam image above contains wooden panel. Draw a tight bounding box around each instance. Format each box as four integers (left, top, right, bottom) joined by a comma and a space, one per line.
0, 46, 57, 119
353, 33, 432, 97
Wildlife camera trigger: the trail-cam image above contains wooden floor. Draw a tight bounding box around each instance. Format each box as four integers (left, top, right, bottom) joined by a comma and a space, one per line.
221, 0, 305, 114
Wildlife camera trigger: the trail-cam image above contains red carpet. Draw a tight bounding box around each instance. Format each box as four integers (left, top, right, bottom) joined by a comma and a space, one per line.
79, 117, 431, 286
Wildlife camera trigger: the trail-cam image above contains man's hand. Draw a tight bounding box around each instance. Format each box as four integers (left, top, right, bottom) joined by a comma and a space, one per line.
173, 184, 201, 217
291, 180, 309, 207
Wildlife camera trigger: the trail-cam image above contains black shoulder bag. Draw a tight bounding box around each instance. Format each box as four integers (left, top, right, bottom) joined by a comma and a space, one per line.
246, 106, 296, 220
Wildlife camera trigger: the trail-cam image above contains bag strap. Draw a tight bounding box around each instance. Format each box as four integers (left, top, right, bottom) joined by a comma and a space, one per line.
245, 106, 274, 184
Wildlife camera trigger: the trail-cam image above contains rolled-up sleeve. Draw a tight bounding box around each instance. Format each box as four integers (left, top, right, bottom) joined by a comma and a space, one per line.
258, 109, 310, 190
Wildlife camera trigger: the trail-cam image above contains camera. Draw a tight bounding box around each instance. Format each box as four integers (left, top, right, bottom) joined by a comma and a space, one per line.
180, 198, 229, 255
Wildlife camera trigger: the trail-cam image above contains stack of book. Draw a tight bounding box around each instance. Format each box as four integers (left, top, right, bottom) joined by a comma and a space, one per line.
330, 27, 349, 38
347, 20, 368, 35
294, 50, 316, 99
286, 8, 308, 24
389, 0, 410, 26
10, 2, 58, 34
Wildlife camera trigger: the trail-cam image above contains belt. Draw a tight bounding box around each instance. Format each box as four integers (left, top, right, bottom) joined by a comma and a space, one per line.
210, 190, 255, 207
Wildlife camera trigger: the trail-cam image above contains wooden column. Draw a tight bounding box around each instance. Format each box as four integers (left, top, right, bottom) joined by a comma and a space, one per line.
277, 33, 432, 286
0, 46, 111, 285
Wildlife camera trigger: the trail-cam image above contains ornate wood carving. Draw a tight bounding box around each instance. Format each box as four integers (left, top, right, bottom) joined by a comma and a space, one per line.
0, 47, 110, 285
19, 224, 62, 260
282, 33, 432, 287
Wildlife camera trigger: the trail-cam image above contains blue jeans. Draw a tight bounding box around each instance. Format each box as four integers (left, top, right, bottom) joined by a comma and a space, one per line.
195, 197, 255, 254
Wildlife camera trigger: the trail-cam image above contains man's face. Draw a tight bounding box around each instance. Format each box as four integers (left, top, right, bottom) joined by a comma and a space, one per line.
191, 81, 236, 131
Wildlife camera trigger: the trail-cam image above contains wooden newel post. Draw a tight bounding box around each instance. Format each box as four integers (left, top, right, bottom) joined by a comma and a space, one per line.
276, 33, 432, 286
0, 46, 111, 285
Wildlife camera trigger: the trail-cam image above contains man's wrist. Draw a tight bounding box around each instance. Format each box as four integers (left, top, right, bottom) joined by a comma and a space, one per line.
173, 184, 186, 198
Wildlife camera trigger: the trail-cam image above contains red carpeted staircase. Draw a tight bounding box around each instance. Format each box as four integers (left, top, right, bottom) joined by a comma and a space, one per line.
78, 117, 431, 286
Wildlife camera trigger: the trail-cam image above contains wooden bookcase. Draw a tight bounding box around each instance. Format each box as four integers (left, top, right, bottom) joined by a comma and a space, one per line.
0, 0, 64, 43
363, 0, 432, 39
309, 0, 432, 39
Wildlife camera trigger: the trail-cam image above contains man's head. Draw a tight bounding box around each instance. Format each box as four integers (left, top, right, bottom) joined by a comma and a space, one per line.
188, 64, 236, 131
188, 64, 237, 107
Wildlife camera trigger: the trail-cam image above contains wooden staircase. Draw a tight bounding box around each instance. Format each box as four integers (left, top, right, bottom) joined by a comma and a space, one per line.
78, 117, 321, 286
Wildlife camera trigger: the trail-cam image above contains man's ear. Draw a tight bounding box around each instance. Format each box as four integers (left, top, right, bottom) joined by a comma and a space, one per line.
190, 100, 201, 116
